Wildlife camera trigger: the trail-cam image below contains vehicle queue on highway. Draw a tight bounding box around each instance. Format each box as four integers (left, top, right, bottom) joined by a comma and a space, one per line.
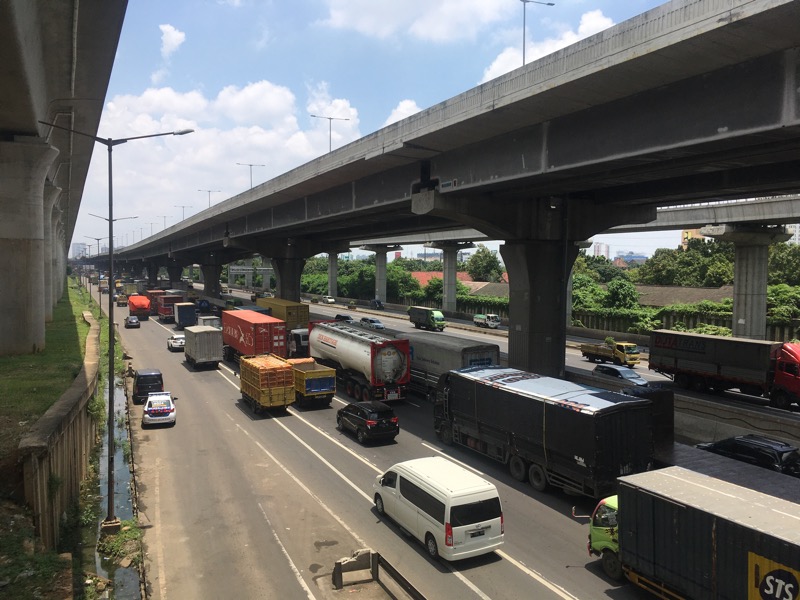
109, 282, 796, 598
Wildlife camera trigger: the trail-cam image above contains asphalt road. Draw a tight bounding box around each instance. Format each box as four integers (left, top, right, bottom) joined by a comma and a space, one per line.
110, 296, 654, 600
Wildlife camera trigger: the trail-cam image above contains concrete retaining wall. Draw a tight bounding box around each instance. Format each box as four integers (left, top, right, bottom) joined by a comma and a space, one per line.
17, 311, 100, 550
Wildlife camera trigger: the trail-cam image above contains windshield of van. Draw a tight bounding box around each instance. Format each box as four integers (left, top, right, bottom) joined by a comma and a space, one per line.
450, 497, 501, 526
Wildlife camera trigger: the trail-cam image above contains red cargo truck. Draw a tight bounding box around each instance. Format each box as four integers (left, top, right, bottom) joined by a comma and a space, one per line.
157, 294, 183, 323
145, 289, 166, 316
222, 309, 287, 363
127, 295, 151, 320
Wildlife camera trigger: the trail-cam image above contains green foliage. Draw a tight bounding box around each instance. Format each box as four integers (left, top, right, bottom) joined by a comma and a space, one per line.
690, 323, 732, 336
768, 242, 800, 286
605, 278, 639, 309
571, 273, 606, 311
465, 244, 504, 282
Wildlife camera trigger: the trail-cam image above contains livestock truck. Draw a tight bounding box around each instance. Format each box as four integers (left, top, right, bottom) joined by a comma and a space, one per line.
649, 329, 800, 410
127, 295, 151, 320
221, 309, 287, 363
255, 297, 309, 331
183, 326, 223, 369
385, 329, 499, 401
239, 354, 294, 413
434, 366, 654, 498
580, 340, 640, 366
581, 466, 800, 599
174, 302, 198, 330
407, 306, 446, 331
308, 321, 410, 402
286, 357, 336, 408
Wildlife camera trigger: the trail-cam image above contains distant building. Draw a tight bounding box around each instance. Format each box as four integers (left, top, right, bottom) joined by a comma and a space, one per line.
416, 251, 442, 262
788, 224, 800, 245
71, 242, 87, 259
614, 251, 647, 266
592, 242, 610, 259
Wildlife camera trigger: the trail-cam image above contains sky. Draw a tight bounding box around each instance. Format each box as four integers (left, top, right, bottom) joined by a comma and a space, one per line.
71, 0, 682, 261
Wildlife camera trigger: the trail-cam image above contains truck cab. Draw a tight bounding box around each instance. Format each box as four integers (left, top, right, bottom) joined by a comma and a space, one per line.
585, 495, 622, 580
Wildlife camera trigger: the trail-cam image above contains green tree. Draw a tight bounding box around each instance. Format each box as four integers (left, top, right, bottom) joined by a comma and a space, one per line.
769, 243, 800, 286
465, 244, 504, 282
605, 277, 639, 309
572, 273, 606, 311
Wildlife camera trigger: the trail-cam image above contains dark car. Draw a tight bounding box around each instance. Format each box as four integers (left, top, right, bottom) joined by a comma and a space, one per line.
133, 369, 164, 404
591, 364, 648, 387
124, 315, 140, 329
696, 434, 800, 478
336, 401, 399, 444
369, 299, 384, 310
334, 314, 355, 323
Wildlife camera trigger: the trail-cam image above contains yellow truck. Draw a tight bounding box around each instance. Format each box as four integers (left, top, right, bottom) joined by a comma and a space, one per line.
255, 297, 310, 331
287, 358, 336, 408
239, 355, 295, 414
580, 340, 640, 366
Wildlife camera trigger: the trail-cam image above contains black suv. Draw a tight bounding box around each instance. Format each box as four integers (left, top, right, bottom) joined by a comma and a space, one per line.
336, 401, 398, 444
696, 434, 800, 478
133, 369, 164, 404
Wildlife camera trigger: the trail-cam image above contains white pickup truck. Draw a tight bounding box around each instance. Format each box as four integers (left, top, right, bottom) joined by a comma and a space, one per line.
473, 314, 501, 329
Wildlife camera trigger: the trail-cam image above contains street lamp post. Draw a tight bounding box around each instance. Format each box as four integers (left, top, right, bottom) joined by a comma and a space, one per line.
236, 163, 265, 189
199, 189, 221, 208
174, 204, 192, 220
39, 120, 193, 531
148, 222, 156, 236
309, 114, 350, 153
157, 215, 171, 230
521, 0, 554, 65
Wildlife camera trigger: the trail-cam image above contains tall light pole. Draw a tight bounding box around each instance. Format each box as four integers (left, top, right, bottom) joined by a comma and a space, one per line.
174, 204, 192, 220
84, 235, 107, 259
199, 189, 221, 208
310, 114, 350, 153
521, 0, 554, 65
236, 163, 265, 189
148, 222, 156, 236
157, 215, 171, 230
39, 120, 193, 531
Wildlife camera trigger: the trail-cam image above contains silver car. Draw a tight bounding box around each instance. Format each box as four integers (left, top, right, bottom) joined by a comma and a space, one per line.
592, 364, 648, 387
360, 317, 385, 330
167, 334, 185, 351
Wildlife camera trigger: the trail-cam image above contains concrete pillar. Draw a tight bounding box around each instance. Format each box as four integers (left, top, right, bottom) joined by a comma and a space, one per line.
201, 264, 223, 298
0, 138, 59, 355
167, 265, 182, 286
54, 220, 65, 302
327, 254, 338, 298
42, 185, 61, 320
429, 242, 473, 313
147, 262, 159, 287
243, 258, 253, 290
501, 239, 578, 377
271, 257, 305, 302
360, 244, 401, 303
188, 264, 195, 282
700, 224, 790, 339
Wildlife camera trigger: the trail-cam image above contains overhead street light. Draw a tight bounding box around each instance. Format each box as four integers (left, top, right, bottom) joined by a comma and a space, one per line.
236, 163, 265, 189
175, 204, 192, 220
39, 120, 193, 532
157, 215, 171, 230
520, 0, 554, 66
310, 114, 350, 153
199, 189, 221, 208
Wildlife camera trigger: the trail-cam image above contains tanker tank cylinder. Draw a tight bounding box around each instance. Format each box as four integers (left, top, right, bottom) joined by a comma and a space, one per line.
376, 346, 406, 383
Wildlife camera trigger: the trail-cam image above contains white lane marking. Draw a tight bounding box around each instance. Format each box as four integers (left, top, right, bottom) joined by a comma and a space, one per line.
257, 502, 316, 599
496, 550, 580, 600
154, 457, 168, 599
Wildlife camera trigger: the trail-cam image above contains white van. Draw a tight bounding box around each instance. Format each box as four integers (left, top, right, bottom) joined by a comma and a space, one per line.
373, 456, 504, 561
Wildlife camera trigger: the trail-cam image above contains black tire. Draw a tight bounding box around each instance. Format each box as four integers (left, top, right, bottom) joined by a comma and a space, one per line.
528, 463, 548, 492
346, 380, 354, 398
509, 456, 528, 482
362, 387, 371, 403
602, 550, 623, 581
440, 424, 453, 446
375, 494, 385, 515
770, 391, 791, 411
357, 429, 367, 444
425, 533, 439, 559
336, 416, 344, 431
353, 385, 362, 402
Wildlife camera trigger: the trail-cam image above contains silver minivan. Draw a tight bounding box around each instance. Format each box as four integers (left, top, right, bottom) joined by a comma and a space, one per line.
373, 456, 504, 560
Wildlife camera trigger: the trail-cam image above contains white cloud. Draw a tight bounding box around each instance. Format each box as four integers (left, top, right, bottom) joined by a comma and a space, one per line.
479, 9, 615, 83
383, 100, 422, 127
320, 0, 515, 42
214, 81, 298, 127
159, 24, 186, 60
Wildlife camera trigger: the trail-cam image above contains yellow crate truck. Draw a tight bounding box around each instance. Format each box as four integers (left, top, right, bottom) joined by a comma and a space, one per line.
255, 297, 309, 331
239, 355, 295, 414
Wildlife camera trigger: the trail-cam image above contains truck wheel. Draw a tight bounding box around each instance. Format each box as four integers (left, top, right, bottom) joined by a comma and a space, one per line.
425, 533, 439, 560
414, 323, 420, 329
509, 456, 528, 482
602, 550, 623, 581
440, 424, 453, 446
374, 494, 385, 515
770, 391, 791, 410
528, 464, 548, 492
346, 380, 355, 398
361, 387, 371, 403
613, 357, 622, 366
674, 374, 690, 389
353, 385, 362, 401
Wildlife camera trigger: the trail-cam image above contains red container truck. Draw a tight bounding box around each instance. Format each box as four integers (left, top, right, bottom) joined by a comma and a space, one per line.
156, 294, 183, 323
127, 295, 151, 320
145, 289, 166, 315
222, 309, 287, 363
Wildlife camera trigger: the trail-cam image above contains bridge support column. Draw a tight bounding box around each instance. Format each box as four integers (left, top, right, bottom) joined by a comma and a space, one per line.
167, 265, 182, 286
243, 258, 253, 290
701, 224, 791, 339
360, 244, 402, 304
43, 185, 61, 321
430, 242, 474, 313
271, 257, 305, 302
147, 262, 160, 287
0, 138, 59, 356
501, 239, 578, 377
53, 215, 65, 309
201, 264, 223, 298
327, 254, 339, 298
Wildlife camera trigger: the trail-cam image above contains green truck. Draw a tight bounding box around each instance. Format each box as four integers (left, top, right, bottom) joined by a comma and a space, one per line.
407, 306, 446, 331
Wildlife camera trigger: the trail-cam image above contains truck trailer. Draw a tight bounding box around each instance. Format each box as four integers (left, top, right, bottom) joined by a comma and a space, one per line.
174, 302, 198, 330
583, 466, 800, 599
286, 357, 336, 408
156, 294, 183, 323
221, 309, 287, 363
386, 329, 499, 401
239, 354, 294, 413
255, 297, 309, 331
308, 321, 410, 402
127, 295, 151, 320
183, 325, 223, 369
434, 366, 654, 498
649, 329, 800, 410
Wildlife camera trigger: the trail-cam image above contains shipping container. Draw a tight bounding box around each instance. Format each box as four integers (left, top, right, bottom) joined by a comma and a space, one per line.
255, 297, 309, 331
222, 309, 287, 363
174, 302, 197, 330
